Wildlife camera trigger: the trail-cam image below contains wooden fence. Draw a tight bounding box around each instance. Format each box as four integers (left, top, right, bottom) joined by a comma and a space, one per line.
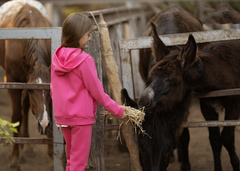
3, 3, 240, 171
0, 5, 155, 171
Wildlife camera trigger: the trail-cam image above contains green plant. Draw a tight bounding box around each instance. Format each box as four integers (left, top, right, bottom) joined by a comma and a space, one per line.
0, 118, 19, 144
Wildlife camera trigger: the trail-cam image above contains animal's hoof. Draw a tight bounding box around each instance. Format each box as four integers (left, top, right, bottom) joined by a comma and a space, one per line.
18, 156, 26, 163
169, 155, 175, 163
10, 165, 21, 171
181, 164, 191, 171
22, 144, 35, 157
10, 159, 20, 171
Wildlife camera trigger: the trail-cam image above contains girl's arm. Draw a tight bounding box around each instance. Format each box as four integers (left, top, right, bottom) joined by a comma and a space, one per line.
79, 57, 124, 118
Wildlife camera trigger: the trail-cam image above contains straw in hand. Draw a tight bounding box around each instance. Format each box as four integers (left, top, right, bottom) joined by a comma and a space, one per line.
104, 105, 146, 135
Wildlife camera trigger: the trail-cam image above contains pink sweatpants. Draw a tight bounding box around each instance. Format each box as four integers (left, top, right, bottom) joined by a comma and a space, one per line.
61, 125, 93, 171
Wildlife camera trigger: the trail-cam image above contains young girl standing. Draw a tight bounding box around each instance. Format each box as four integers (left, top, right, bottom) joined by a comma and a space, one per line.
50, 13, 127, 171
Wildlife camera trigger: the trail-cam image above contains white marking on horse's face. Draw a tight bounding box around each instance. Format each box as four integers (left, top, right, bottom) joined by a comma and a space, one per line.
35, 77, 49, 134
35, 77, 42, 84
0, 0, 49, 26
39, 104, 49, 134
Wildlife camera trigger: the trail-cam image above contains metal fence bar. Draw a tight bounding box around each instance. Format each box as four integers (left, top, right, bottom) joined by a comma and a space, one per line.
20, 0, 240, 5
0, 138, 53, 144
0, 27, 62, 58
119, 27, 240, 50
183, 120, 240, 128
0, 83, 50, 89
105, 120, 240, 131
83, 5, 154, 27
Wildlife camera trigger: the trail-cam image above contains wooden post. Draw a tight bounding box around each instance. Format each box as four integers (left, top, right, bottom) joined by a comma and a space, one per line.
98, 14, 142, 171
86, 30, 105, 171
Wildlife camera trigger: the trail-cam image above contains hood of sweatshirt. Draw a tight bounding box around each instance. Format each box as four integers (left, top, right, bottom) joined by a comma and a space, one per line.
52, 46, 89, 76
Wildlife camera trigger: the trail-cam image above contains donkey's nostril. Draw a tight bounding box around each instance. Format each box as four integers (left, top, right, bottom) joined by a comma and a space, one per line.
138, 97, 151, 108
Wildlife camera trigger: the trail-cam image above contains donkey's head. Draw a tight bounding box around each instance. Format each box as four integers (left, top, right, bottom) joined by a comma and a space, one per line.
138, 22, 198, 113
137, 22, 200, 170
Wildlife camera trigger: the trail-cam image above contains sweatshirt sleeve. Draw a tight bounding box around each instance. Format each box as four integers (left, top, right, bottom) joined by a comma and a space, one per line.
79, 57, 124, 118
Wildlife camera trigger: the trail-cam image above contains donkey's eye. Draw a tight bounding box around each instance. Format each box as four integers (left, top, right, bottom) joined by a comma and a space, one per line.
167, 79, 174, 85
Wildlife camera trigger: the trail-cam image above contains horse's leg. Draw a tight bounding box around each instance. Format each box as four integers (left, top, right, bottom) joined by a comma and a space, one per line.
0, 40, 5, 70
7, 87, 22, 171
47, 121, 53, 169
47, 128, 53, 169
178, 128, 191, 171
47, 104, 53, 169
200, 99, 222, 171
19, 90, 34, 160
221, 103, 240, 171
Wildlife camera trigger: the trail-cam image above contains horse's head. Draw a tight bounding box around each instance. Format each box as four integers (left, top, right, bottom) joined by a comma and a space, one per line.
27, 66, 52, 135
23, 39, 52, 135
137, 22, 198, 170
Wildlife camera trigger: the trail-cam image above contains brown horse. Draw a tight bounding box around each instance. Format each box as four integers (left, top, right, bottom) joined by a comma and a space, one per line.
0, 1, 52, 170
137, 22, 240, 171
139, 4, 204, 83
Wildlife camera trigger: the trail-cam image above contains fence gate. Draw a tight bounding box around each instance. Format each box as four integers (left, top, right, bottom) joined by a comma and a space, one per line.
0, 27, 64, 171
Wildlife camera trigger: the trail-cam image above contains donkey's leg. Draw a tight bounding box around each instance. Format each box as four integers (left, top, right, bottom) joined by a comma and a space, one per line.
8, 88, 22, 171
221, 104, 240, 171
200, 99, 222, 171
179, 128, 191, 171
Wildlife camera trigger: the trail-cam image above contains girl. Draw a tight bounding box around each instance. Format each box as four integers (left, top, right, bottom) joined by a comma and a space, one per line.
50, 13, 127, 171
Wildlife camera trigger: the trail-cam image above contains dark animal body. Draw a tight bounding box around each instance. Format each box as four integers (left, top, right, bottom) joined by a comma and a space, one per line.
203, 3, 240, 24
0, 1, 53, 170
135, 22, 240, 171
127, 4, 204, 171
139, 4, 204, 83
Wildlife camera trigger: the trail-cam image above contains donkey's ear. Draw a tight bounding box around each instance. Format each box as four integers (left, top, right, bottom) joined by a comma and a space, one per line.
150, 22, 170, 62
178, 34, 198, 71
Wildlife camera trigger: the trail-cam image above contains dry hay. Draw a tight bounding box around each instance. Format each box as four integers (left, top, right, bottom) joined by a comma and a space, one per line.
103, 105, 149, 139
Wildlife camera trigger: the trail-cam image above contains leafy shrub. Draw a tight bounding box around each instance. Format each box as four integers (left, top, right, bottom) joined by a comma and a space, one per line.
0, 118, 19, 144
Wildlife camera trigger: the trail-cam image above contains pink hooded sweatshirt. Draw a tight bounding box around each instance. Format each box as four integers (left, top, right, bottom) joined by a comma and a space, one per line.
51, 46, 124, 125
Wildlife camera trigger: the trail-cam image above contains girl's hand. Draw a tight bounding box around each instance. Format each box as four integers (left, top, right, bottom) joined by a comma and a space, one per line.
119, 111, 127, 120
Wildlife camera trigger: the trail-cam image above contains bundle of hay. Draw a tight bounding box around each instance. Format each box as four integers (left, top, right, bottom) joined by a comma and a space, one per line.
104, 105, 146, 135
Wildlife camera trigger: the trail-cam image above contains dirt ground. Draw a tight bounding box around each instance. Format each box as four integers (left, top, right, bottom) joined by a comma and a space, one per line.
0, 68, 240, 171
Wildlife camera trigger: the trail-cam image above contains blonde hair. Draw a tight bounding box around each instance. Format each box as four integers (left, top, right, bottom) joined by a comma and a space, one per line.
61, 13, 93, 48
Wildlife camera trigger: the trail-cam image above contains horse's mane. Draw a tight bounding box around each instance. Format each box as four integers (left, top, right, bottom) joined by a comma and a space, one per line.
22, 39, 50, 82
10, 4, 52, 82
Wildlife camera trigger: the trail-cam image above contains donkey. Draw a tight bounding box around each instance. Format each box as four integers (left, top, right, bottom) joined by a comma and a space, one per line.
136, 22, 240, 171
137, 4, 204, 168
